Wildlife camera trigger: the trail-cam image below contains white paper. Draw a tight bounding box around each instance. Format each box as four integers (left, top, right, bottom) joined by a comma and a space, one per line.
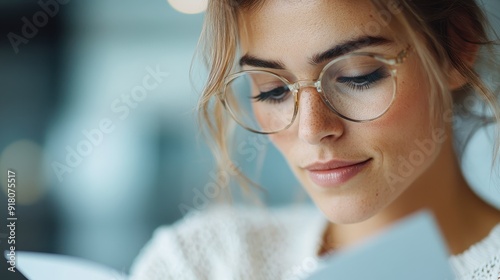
5, 251, 128, 280
307, 211, 455, 280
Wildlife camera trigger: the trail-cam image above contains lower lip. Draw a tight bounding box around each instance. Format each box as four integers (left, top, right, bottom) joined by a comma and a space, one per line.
307, 159, 371, 188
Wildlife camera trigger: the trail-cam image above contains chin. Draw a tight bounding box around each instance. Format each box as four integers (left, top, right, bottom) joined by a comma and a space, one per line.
309, 186, 396, 225
319, 205, 379, 224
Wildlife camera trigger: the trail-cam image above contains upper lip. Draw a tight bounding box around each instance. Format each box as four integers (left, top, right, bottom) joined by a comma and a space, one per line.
304, 158, 371, 171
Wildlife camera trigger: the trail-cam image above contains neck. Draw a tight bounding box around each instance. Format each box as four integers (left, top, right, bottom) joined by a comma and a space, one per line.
320, 127, 500, 256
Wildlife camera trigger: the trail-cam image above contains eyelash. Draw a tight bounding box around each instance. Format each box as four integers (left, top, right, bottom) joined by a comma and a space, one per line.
336, 67, 389, 91
251, 67, 390, 104
252, 86, 290, 104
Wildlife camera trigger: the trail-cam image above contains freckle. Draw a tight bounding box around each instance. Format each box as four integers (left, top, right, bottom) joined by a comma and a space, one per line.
376, 192, 379, 197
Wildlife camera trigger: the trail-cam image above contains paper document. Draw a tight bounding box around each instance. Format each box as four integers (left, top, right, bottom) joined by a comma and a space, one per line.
307, 210, 455, 280
5, 251, 128, 280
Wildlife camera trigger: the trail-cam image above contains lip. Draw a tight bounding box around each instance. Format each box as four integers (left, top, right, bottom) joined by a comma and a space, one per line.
305, 158, 372, 188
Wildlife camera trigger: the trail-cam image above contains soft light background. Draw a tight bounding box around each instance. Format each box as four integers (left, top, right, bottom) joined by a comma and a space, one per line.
0, 0, 498, 277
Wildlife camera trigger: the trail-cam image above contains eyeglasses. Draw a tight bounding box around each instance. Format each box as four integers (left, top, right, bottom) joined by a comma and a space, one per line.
219, 46, 411, 134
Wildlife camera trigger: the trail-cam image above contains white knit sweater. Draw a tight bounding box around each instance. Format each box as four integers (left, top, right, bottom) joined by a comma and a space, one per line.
130, 205, 500, 280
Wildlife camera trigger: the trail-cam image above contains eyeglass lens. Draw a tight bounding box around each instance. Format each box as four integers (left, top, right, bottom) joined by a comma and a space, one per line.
224, 55, 395, 133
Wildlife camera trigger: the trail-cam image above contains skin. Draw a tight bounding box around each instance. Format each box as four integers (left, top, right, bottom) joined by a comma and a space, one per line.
238, 0, 500, 255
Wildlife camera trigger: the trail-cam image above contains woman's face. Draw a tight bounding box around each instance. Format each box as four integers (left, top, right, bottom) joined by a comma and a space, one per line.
239, 0, 445, 224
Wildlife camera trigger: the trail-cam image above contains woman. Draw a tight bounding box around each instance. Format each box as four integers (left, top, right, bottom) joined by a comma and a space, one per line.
131, 0, 500, 279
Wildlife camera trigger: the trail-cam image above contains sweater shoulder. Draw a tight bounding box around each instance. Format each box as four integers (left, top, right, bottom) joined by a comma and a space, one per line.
130, 204, 324, 280
450, 223, 500, 279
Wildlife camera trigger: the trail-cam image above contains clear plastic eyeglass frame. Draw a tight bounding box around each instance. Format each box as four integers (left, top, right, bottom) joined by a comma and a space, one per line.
219, 45, 412, 135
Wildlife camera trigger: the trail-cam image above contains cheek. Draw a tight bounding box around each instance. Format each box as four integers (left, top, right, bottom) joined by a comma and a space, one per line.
268, 133, 292, 154
267, 130, 301, 174
254, 106, 295, 133
369, 56, 442, 188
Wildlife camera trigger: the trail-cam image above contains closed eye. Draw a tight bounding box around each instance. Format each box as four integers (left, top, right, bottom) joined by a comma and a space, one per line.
336, 67, 390, 91
252, 86, 291, 104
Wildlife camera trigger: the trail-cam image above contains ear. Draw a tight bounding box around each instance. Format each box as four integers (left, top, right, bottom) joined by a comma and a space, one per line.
446, 14, 481, 91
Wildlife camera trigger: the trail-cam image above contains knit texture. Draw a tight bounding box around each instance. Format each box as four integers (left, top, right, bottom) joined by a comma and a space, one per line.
450, 223, 500, 279
130, 205, 500, 280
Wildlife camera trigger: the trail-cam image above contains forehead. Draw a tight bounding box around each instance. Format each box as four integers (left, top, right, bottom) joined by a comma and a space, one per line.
238, 0, 397, 71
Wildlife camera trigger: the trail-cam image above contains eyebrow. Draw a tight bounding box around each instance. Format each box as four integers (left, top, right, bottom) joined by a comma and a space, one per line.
238, 36, 392, 69
239, 54, 286, 69
311, 36, 392, 65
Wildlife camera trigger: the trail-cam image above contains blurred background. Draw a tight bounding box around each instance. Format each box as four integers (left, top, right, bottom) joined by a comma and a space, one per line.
0, 0, 499, 279
0, 0, 304, 278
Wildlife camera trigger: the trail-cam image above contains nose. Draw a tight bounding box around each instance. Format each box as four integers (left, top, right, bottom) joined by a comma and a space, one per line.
296, 87, 345, 145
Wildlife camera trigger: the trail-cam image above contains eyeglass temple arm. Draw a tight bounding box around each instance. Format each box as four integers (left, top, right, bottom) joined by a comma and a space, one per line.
377, 45, 412, 66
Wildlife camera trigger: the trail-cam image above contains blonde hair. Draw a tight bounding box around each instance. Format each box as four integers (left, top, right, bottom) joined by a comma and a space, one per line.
196, 0, 500, 198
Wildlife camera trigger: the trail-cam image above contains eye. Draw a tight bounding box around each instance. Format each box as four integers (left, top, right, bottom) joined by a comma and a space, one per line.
252, 85, 291, 104
336, 67, 390, 91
